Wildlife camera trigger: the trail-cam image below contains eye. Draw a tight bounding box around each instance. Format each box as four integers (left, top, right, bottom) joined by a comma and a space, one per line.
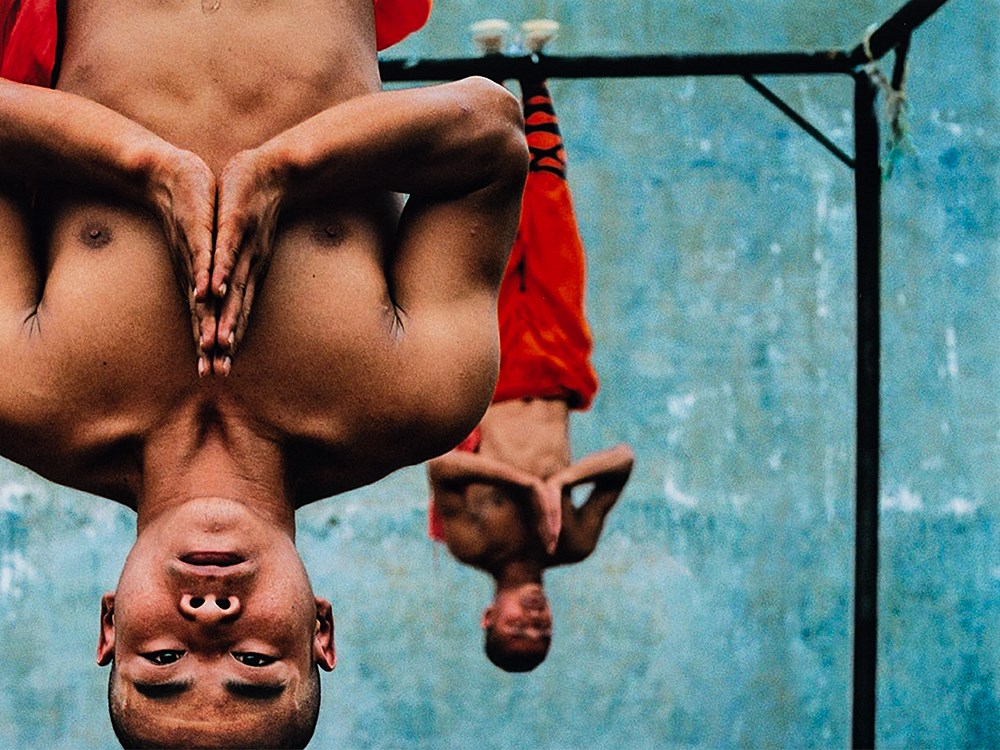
233, 652, 277, 668
143, 650, 184, 666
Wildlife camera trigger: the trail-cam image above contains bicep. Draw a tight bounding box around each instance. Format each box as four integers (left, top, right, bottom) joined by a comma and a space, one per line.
387, 96, 528, 317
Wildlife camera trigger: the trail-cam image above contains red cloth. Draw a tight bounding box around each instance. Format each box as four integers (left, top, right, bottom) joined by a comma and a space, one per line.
0, 0, 57, 86
493, 80, 598, 410
374, 0, 432, 50
0, 0, 430, 87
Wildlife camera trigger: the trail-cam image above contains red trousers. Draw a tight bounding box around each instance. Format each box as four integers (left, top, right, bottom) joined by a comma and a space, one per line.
493, 79, 598, 410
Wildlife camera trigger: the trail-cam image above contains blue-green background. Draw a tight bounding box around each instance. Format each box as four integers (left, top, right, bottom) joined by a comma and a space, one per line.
2, 1, 997, 747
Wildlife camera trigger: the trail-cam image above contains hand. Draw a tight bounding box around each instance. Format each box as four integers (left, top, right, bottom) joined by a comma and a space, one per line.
209, 147, 285, 374
533, 477, 563, 556
148, 147, 217, 372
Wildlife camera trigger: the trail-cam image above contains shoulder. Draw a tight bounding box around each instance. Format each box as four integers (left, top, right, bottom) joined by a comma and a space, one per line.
0, 392, 143, 505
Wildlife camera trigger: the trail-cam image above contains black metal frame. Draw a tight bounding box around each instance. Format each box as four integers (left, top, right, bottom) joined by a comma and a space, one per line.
380, 1, 952, 746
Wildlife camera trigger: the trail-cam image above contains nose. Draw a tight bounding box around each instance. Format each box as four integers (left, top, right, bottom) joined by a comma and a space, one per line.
179, 593, 242, 623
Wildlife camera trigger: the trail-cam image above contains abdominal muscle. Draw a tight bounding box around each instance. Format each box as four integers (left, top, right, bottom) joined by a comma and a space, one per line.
58, 0, 380, 172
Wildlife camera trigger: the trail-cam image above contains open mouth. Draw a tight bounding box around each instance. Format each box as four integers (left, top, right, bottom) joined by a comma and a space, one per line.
180, 552, 246, 566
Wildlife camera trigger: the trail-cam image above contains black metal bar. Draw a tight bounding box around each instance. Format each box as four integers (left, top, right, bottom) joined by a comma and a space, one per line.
847, 0, 950, 65
890, 35, 912, 91
852, 70, 881, 750
380, 50, 856, 83
742, 75, 855, 169
380, 0, 953, 84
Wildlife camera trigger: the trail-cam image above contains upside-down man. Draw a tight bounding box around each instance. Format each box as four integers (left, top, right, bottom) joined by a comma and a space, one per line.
427, 78, 634, 673
0, 0, 527, 746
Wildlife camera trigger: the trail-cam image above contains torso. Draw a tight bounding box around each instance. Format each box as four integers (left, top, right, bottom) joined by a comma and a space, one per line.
477, 398, 572, 478
22, 0, 473, 505
438, 399, 572, 570
58, 0, 380, 173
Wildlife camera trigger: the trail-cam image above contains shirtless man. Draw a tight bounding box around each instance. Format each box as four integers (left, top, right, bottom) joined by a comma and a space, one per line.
0, 1, 527, 746
426, 80, 633, 673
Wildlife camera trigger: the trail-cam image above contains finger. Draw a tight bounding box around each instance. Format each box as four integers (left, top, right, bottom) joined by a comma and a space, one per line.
196, 298, 218, 363
230, 274, 257, 354
214, 271, 254, 373
181, 203, 215, 304
168, 162, 216, 303
191, 236, 214, 304
213, 196, 244, 298
211, 352, 232, 378
547, 509, 562, 554
211, 244, 235, 300
216, 249, 253, 356
186, 288, 203, 374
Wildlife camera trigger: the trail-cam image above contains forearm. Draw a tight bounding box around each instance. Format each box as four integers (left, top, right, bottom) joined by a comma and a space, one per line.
547, 445, 633, 565
254, 76, 527, 204
556, 444, 635, 490
0, 78, 179, 207
429, 450, 539, 492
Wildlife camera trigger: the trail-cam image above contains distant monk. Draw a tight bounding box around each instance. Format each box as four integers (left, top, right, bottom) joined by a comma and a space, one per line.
426, 79, 634, 673
0, 0, 527, 746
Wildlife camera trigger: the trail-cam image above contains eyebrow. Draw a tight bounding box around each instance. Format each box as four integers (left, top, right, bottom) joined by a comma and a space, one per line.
224, 680, 287, 700
133, 679, 193, 699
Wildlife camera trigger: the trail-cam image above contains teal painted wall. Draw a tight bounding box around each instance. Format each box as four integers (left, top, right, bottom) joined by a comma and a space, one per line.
1, 1, 997, 747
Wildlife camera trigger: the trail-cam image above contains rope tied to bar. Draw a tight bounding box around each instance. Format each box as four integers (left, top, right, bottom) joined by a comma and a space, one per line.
861, 23, 915, 179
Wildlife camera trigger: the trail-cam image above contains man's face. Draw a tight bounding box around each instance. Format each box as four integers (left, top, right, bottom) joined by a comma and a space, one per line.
484, 583, 553, 655
97, 499, 335, 743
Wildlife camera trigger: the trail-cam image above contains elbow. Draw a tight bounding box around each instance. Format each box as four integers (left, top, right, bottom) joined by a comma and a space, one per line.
616, 443, 636, 467
605, 443, 636, 485
617, 444, 636, 479
453, 77, 529, 184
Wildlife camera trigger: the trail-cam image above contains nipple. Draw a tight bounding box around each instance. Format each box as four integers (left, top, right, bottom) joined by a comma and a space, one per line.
201, 0, 220, 13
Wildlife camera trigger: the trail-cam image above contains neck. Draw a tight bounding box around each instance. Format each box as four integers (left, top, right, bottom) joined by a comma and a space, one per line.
137, 397, 293, 534
494, 557, 545, 591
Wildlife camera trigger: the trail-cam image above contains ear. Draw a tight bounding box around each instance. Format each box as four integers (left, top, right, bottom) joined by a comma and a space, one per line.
312, 597, 336, 671
97, 592, 116, 666
480, 604, 496, 630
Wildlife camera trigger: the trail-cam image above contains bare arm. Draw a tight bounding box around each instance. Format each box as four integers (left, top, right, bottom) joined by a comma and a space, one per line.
1, 78, 179, 204
428, 450, 541, 500
553, 444, 635, 491
210, 76, 528, 366
0, 77, 216, 360
547, 444, 635, 565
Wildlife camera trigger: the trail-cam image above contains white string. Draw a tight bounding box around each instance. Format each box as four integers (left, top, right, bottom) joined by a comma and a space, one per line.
860, 22, 914, 177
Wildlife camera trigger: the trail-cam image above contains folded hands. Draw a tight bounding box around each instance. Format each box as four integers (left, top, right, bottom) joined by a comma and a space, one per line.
152, 145, 285, 377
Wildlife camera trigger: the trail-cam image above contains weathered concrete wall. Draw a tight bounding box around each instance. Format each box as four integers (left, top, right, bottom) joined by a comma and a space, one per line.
1, 1, 996, 747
